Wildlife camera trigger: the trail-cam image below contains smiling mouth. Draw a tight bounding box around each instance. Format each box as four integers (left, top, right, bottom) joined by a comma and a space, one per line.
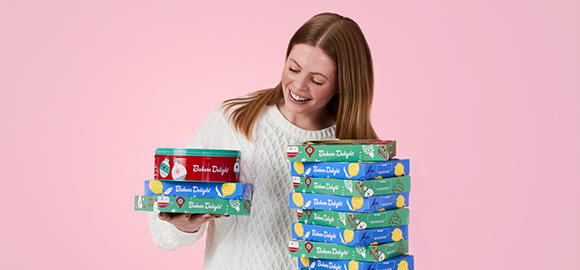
289, 89, 311, 102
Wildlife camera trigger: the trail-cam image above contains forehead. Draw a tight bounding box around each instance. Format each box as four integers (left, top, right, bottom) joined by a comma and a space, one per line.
288, 44, 336, 76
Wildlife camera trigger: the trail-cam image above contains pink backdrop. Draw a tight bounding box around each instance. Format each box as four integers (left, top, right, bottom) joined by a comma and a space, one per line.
1, 1, 578, 269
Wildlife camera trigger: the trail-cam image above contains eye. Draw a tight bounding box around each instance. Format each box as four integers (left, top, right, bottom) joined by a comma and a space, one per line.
311, 77, 323, 86
289, 67, 299, 73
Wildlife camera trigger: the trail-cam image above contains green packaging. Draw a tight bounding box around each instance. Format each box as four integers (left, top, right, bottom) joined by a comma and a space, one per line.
288, 240, 408, 262
134, 195, 251, 216
286, 140, 396, 162
293, 176, 410, 197
296, 208, 410, 230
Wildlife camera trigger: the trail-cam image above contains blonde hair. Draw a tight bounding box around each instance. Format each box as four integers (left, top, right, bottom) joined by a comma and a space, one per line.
222, 13, 378, 140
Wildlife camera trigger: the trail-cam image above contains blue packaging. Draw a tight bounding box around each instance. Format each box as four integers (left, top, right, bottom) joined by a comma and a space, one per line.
292, 223, 408, 247
289, 192, 409, 213
290, 159, 410, 180
144, 180, 253, 200
297, 255, 415, 270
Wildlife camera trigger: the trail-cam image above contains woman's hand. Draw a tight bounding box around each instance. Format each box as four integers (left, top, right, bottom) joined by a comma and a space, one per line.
158, 212, 227, 233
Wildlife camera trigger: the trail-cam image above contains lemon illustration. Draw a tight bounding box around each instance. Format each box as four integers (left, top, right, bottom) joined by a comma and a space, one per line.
300, 257, 310, 267
344, 229, 354, 244
292, 193, 304, 207
396, 195, 406, 208
395, 163, 405, 176
348, 163, 360, 178
221, 183, 236, 197
294, 162, 305, 174
397, 260, 409, 270
375, 176, 382, 179
294, 223, 304, 237
149, 180, 163, 194
352, 196, 364, 211
391, 228, 404, 241
348, 260, 359, 270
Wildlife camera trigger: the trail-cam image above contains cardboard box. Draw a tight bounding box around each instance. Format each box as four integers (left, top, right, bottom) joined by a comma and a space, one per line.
297, 255, 414, 270
296, 208, 410, 230
286, 140, 396, 162
293, 176, 410, 197
290, 159, 410, 180
144, 180, 253, 200
291, 223, 408, 247
288, 240, 408, 262
134, 195, 251, 215
289, 192, 410, 213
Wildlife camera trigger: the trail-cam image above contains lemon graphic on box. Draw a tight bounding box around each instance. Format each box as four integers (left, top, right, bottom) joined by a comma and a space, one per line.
292, 193, 304, 207
294, 162, 305, 174
396, 195, 406, 208
395, 163, 405, 176
294, 223, 304, 237
397, 260, 409, 270
351, 196, 364, 211
149, 180, 163, 194
343, 229, 354, 244
300, 257, 309, 267
348, 163, 359, 178
391, 228, 404, 241
348, 260, 359, 270
221, 183, 236, 197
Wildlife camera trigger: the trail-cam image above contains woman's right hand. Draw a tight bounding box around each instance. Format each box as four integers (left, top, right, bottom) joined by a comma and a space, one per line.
158, 212, 227, 233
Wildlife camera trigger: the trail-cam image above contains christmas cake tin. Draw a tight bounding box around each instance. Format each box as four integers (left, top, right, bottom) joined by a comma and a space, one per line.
291, 223, 408, 247
134, 195, 251, 215
289, 192, 409, 213
287, 140, 396, 162
297, 208, 410, 230
290, 159, 410, 180
293, 176, 410, 197
154, 148, 240, 182
297, 255, 414, 270
144, 180, 253, 200
288, 239, 408, 262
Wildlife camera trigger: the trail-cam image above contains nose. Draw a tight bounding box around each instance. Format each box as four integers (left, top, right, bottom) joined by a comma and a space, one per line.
293, 73, 309, 91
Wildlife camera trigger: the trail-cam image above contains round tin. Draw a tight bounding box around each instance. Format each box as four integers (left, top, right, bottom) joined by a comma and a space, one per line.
154, 148, 241, 182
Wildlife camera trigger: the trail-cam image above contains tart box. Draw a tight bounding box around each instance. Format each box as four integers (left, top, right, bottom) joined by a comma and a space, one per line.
292, 223, 409, 247
288, 239, 409, 262
144, 180, 253, 200
290, 159, 410, 180
134, 195, 251, 216
289, 192, 409, 213
286, 140, 396, 162
293, 176, 410, 197
154, 148, 240, 182
297, 255, 414, 270
297, 208, 410, 230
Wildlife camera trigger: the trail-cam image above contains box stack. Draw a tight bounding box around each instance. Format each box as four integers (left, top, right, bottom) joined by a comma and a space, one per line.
134, 148, 253, 216
286, 140, 414, 269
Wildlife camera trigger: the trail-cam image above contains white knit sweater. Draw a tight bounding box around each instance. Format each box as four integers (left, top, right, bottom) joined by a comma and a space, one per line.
148, 104, 336, 270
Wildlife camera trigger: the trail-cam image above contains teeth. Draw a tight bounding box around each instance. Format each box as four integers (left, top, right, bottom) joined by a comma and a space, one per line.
290, 90, 309, 101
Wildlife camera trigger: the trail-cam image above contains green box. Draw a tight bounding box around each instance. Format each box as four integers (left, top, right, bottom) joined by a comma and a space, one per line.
287, 140, 396, 162
134, 195, 251, 216
296, 208, 409, 230
293, 176, 410, 197
288, 240, 408, 262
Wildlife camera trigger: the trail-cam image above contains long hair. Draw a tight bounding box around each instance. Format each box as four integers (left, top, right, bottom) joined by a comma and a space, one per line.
222, 12, 378, 140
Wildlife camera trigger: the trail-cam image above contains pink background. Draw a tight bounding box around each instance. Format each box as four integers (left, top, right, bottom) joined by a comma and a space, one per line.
1, 1, 579, 269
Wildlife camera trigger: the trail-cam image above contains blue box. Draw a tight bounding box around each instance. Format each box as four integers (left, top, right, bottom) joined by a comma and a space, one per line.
289, 192, 409, 213
292, 223, 408, 247
297, 255, 414, 270
144, 180, 253, 200
290, 159, 410, 180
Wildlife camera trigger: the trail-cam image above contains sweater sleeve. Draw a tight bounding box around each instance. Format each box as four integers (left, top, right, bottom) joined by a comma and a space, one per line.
147, 105, 242, 250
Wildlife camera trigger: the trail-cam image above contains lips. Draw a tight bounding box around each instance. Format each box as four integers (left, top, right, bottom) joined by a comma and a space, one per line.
289, 89, 311, 102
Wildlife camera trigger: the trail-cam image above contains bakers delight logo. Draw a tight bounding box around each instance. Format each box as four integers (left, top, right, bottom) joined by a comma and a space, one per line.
192, 165, 230, 175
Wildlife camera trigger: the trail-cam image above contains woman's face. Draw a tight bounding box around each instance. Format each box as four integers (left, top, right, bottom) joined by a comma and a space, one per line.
279, 44, 337, 129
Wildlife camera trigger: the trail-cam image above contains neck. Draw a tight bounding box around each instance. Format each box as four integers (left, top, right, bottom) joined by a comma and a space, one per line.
276, 101, 335, 131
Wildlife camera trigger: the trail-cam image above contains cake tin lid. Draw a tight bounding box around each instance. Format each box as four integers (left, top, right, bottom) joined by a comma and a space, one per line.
155, 148, 241, 157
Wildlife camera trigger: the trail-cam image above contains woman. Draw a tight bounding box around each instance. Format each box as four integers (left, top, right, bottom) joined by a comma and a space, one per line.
148, 12, 378, 269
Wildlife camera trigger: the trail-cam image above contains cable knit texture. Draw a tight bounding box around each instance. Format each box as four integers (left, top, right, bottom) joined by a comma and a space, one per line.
148, 104, 335, 270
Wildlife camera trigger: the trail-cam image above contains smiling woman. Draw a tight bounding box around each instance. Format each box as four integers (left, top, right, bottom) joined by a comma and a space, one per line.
148, 12, 379, 270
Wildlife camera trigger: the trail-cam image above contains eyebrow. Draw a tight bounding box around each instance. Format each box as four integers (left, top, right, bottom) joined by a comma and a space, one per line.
289, 59, 330, 80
